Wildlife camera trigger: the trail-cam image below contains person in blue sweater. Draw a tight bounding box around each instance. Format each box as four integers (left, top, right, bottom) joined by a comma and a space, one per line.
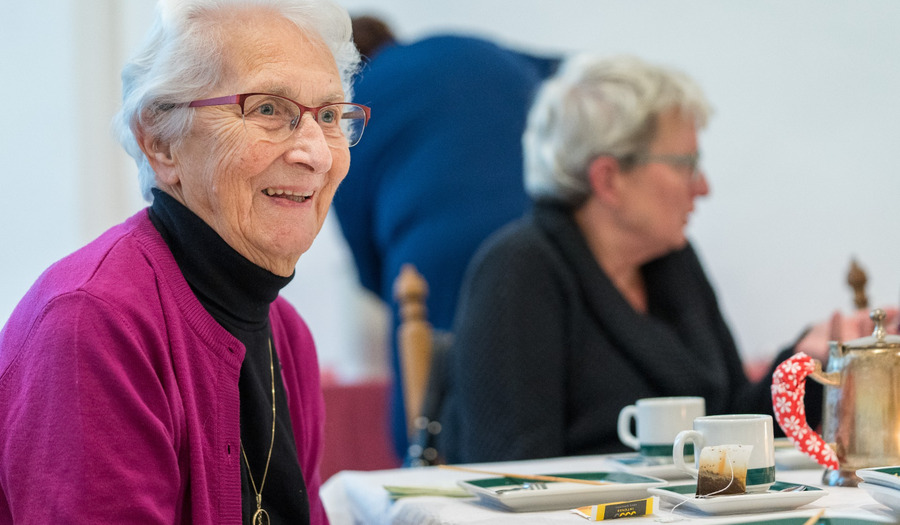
332, 15, 559, 457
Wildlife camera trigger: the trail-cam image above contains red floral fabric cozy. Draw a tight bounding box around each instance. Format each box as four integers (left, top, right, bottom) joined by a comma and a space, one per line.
771, 352, 839, 470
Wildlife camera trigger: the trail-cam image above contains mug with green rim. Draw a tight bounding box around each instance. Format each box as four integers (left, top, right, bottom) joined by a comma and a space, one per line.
617, 396, 706, 462
673, 414, 776, 493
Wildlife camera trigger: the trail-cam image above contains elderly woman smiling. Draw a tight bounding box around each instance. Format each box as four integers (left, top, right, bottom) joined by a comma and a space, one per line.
0, 0, 367, 523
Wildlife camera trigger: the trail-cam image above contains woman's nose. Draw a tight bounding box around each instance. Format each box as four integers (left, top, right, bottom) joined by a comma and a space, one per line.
692, 170, 710, 197
284, 113, 333, 173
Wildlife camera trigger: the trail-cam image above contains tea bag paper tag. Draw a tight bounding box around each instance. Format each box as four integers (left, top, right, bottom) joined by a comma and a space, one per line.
695, 444, 752, 496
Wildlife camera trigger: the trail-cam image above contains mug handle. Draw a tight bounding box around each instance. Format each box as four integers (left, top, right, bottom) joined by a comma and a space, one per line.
771, 352, 839, 470
673, 430, 703, 478
616, 405, 640, 450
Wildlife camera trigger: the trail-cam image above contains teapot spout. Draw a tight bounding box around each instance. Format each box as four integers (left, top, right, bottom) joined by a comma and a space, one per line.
822, 468, 862, 487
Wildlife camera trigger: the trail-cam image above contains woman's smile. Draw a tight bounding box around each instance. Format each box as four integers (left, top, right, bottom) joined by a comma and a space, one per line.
263, 187, 314, 203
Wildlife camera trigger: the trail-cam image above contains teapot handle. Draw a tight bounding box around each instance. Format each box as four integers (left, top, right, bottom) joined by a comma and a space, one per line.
770, 352, 839, 470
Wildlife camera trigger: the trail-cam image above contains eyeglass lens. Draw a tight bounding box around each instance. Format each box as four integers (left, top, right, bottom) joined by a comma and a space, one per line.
242, 94, 367, 147
633, 153, 701, 181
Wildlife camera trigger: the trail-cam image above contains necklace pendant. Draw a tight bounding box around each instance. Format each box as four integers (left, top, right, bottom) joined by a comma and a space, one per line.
252, 507, 270, 525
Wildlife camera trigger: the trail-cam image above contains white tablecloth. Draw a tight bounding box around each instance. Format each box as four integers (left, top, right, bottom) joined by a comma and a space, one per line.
321, 454, 900, 524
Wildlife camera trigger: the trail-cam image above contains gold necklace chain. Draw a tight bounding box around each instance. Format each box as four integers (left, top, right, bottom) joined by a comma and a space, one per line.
241, 339, 276, 525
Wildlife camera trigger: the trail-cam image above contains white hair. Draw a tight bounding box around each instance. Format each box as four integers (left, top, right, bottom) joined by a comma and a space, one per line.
113, 0, 361, 202
523, 54, 712, 207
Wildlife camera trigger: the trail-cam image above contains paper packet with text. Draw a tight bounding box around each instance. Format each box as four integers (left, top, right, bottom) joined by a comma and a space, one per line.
572, 496, 659, 520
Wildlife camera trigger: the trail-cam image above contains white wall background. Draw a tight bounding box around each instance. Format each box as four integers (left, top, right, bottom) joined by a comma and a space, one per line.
3, 0, 899, 383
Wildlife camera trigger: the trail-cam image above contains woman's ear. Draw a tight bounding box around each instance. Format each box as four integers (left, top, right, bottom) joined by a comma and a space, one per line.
136, 128, 179, 185
587, 155, 622, 205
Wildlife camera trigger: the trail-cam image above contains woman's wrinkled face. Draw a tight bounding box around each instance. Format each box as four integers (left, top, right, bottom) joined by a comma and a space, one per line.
618, 108, 710, 258
163, 11, 350, 276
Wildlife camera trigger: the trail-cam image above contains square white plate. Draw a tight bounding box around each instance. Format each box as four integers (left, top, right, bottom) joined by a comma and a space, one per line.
718, 516, 892, 524
648, 481, 826, 515
859, 481, 900, 515
457, 471, 666, 512
857, 466, 900, 491
603, 452, 692, 480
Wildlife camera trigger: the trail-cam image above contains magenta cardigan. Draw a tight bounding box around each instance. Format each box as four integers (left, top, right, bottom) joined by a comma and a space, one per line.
0, 210, 328, 524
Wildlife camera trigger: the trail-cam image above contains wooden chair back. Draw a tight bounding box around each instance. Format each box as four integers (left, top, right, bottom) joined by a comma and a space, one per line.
393, 263, 434, 439
393, 264, 451, 465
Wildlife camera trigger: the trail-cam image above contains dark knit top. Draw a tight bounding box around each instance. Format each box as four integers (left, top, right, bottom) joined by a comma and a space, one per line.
149, 189, 310, 524
439, 201, 822, 463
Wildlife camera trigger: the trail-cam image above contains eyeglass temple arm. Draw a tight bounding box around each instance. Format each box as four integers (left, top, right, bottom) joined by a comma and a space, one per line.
188, 94, 242, 108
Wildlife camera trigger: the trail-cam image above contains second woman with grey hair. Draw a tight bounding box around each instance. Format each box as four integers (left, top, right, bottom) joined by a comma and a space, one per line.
438, 54, 842, 463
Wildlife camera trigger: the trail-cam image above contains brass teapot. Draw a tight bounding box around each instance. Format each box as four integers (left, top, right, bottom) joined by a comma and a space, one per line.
772, 308, 900, 486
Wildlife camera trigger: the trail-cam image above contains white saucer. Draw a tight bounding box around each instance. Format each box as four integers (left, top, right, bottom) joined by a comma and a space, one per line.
648, 481, 826, 515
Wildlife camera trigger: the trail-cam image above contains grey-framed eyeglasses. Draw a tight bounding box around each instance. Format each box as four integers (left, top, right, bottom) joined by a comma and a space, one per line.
188, 93, 371, 147
633, 152, 702, 181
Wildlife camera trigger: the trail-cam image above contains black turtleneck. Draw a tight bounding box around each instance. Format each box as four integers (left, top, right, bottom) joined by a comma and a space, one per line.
148, 188, 310, 524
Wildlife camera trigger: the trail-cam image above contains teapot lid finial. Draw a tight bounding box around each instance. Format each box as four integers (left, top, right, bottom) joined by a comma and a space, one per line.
843, 307, 900, 350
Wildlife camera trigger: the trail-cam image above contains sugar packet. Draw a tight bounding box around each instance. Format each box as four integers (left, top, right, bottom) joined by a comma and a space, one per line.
572, 496, 659, 520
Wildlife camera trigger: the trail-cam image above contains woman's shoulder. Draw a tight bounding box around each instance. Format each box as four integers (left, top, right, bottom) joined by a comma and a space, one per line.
5, 211, 230, 349
469, 215, 558, 268
16, 211, 159, 308
459, 213, 577, 303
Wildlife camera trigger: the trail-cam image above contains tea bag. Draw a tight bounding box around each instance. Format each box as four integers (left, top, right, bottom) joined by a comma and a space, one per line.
695, 444, 752, 496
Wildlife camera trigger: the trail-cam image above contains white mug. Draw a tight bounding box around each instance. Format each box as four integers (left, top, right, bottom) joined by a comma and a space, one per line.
673, 414, 776, 493
617, 396, 705, 461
